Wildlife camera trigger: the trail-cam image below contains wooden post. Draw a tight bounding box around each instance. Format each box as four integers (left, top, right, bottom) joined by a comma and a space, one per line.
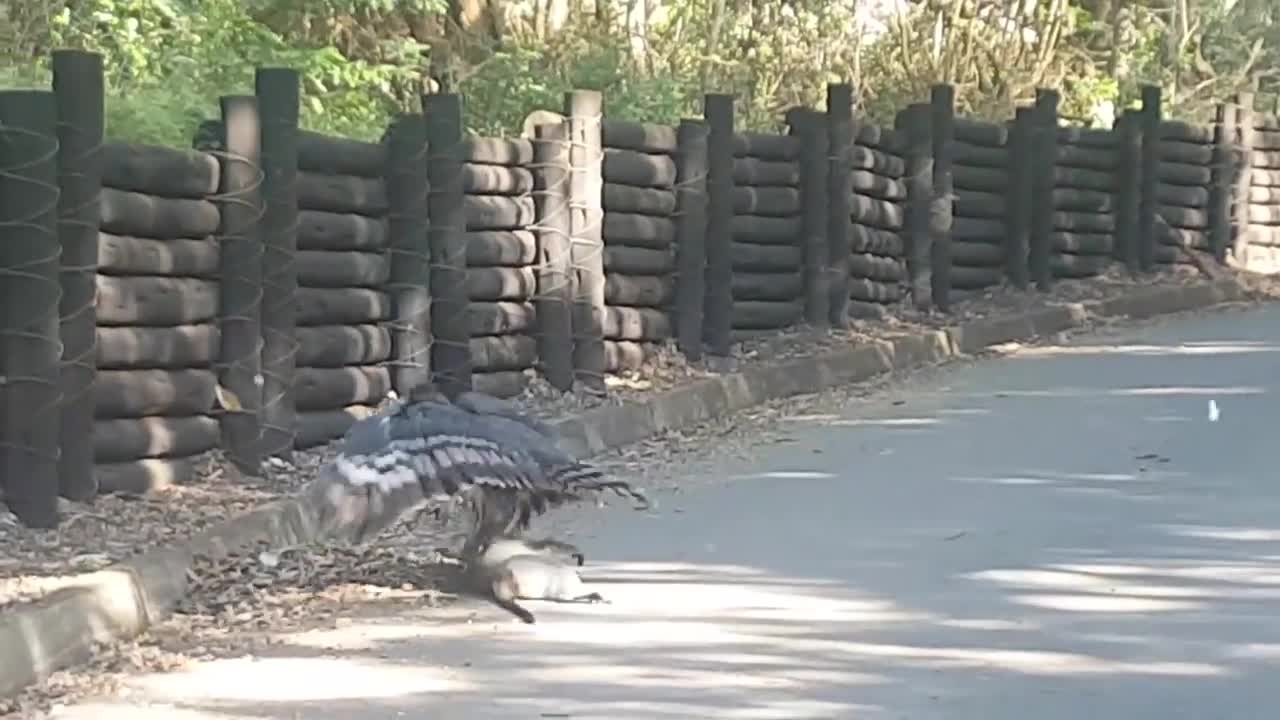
827, 84, 854, 325
1030, 88, 1059, 290
51, 50, 103, 500
1231, 92, 1256, 264
703, 93, 735, 358
0, 90, 62, 527
673, 119, 709, 360
213, 95, 264, 476
788, 107, 829, 326
385, 113, 433, 396
1115, 110, 1142, 273
930, 84, 956, 309
531, 120, 575, 389
563, 90, 607, 392
1005, 107, 1033, 289
423, 93, 471, 399
1208, 102, 1236, 263
896, 103, 933, 309
1137, 84, 1162, 272
254, 67, 299, 459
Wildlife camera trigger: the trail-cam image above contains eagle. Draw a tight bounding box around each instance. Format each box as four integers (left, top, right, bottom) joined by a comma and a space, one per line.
301, 389, 649, 556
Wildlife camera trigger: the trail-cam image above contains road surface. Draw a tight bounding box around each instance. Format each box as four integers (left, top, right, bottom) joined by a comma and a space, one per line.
53, 304, 1280, 719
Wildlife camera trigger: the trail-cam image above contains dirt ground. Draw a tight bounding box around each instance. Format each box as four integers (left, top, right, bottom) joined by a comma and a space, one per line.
2, 263, 1276, 717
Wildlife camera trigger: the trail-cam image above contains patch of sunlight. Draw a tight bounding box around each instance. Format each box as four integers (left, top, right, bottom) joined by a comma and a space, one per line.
513, 584, 926, 634
829, 417, 942, 427
581, 561, 768, 576
127, 655, 469, 703
1117, 385, 1265, 396
728, 470, 838, 481
938, 618, 1031, 631
49, 704, 223, 719
937, 407, 992, 416
1015, 343, 1280, 358
969, 568, 1120, 590
680, 651, 850, 669
1050, 562, 1280, 586
967, 567, 1271, 600
819, 640, 1226, 676
582, 581, 927, 624
504, 696, 880, 720
973, 385, 1265, 399
283, 617, 474, 652
517, 659, 844, 691
1159, 525, 1280, 542
952, 475, 1056, 486
529, 619, 762, 647
1011, 593, 1204, 613
1225, 644, 1280, 660
1057, 471, 1142, 482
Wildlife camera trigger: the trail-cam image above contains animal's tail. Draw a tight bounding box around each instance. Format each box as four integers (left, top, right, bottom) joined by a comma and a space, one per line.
490, 572, 537, 624
548, 463, 650, 509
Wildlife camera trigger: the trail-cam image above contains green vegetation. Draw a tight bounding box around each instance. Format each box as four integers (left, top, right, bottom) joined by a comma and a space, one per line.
1, 0, 1277, 146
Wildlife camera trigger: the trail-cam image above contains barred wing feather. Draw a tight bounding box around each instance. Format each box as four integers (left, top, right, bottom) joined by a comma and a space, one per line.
304, 396, 647, 545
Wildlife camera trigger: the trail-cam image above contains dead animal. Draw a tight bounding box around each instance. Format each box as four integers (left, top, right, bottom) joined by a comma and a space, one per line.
467, 536, 607, 624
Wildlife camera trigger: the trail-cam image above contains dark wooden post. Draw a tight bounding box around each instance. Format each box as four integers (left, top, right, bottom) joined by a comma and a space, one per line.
827, 84, 854, 325
1231, 92, 1256, 264
789, 107, 829, 326
673, 118, 709, 360
531, 120, 575, 389
930, 84, 956, 309
1137, 84, 1162, 272
1115, 110, 1142, 273
896, 103, 933, 309
255, 67, 299, 459
385, 113, 433, 396
214, 95, 264, 476
563, 90, 607, 392
1208, 102, 1236, 263
51, 50, 104, 501
703, 93, 735, 358
0, 90, 62, 527
423, 93, 472, 399
1005, 107, 1033, 289
1030, 88, 1059, 290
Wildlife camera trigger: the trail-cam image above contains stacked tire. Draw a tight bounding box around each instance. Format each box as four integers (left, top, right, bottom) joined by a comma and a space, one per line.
93, 143, 223, 493
1154, 121, 1214, 264
599, 120, 678, 370
847, 125, 908, 317
731, 131, 804, 334
1246, 117, 1280, 259
462, 137, 539, 396
1052, 127, 1117, 276
292, 131, 392, 447
950, 120, 1010, 290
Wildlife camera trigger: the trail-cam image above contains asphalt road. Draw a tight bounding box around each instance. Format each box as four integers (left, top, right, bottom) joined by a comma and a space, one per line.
52, 304, 1280, 720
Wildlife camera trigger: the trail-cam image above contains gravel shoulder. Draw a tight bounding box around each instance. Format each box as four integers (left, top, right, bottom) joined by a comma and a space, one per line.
1, 264, 1275, 717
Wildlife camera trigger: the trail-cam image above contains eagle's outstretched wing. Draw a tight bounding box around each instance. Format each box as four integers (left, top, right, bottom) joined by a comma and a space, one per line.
302, 392, 647, 546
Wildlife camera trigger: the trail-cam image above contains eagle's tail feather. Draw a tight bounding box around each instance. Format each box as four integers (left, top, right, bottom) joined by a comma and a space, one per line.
548, 463, 650, 509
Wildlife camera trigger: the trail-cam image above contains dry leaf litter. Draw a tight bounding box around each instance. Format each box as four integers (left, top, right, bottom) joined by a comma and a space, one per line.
2, 266, 1274, 717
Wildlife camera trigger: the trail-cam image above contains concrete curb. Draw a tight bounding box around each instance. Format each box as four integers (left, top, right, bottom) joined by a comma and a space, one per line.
0, 276, 1249, 698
